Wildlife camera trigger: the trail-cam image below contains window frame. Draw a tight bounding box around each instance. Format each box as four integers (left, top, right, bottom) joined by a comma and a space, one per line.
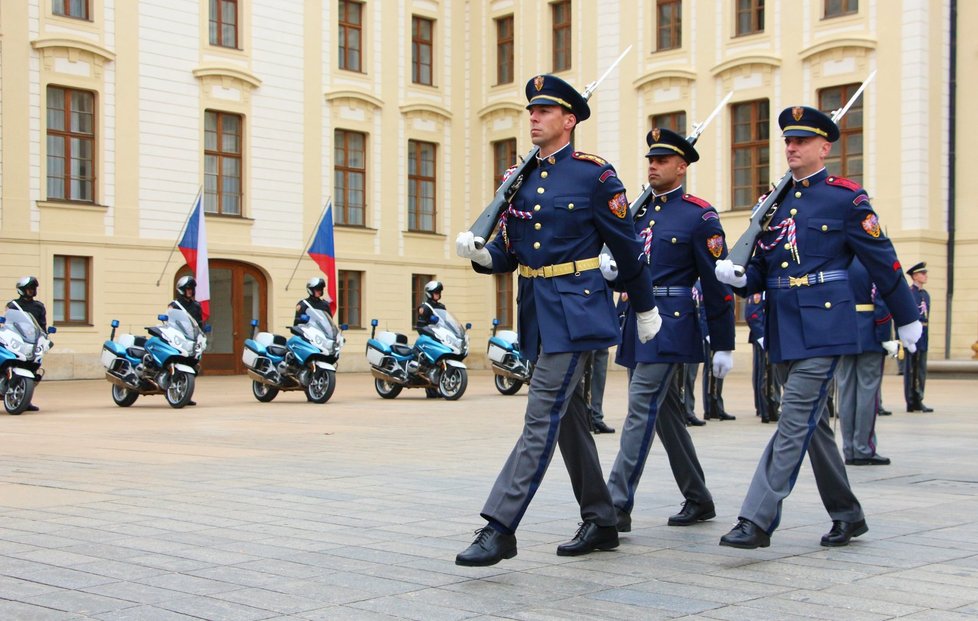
491, 138, 517, 186
411, 273, 435, 324
46, 85, 96, 204
823, 0, 858, 18
494, 273, 514, 329
337, 270, 363, 329
52, 0, 90, 20
495, 15, 514, 85
204, 110, 243, 217
338, 0, 364, 72
651, 111, 687, 134
735, 0, 764, 37
407, 139, 437, 233
818, 83, 863, 184
209, 0, 239, 49
552, 1, 572, 72
411, 16, 434, 86
52, 255, 91, 326
656, 0, 682, 52
730, 99, 770, 211
334, 129, 367, 227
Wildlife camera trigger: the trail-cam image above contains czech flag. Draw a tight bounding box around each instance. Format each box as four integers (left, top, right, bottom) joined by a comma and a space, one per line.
307, 201, 337, 315
178, 194, 211, 321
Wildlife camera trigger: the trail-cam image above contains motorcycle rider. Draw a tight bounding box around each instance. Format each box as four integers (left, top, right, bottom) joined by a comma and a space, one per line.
168, 275, 203, 405
415, 280, 448, 397
295, 277, 333, 325
6, 276, 47, 411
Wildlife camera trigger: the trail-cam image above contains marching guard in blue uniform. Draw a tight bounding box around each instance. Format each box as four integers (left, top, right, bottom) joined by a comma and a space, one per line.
602, 128, 735, 531
455, 74, 660, 566
904, 262, 932, 412
715, 106, 922, 549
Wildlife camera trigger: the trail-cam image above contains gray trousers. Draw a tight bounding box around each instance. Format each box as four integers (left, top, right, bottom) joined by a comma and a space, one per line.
739, 356, 863, 534
481, 351, 616, 531
607, 362, 712, 514
837, 352, 885, 460
589, 348, 609, 422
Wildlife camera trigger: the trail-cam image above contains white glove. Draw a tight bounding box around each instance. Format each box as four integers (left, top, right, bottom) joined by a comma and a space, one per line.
897, 320, 922, 354
599, 253, 618, 281
712, 350, 733, 379
705, 335, 711, 344
881, 340, 899, 358
715, 259, 747, 287
455, 231, 492, 268
757, 337, 765, 350
636, 307, 661, 343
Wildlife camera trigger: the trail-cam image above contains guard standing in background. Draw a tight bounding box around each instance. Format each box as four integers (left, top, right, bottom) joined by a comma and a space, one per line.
454, 74, 660, 566
904, 262, 932, 412
746, 291, 780, 423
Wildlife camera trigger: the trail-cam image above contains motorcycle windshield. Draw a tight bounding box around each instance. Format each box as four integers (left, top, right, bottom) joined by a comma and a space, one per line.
2, 309, 41, 345
166, 309, 202, 342
432, 309, 464, 338
304, 308, 339, 340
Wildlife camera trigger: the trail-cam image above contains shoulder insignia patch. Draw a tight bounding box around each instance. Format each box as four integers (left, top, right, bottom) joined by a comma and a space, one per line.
861, 213, 881, 238
826, 176, 861, 191
701, 211, 719, 221
706, 234, 725, 258
572, 151, 607, 167
683, 193, 711, 208
853, 193, 870, 206
608, 192, 628, 219
599, 169, 617, 184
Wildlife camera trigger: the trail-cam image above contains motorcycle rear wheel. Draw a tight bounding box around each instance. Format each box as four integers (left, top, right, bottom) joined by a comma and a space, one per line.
111, 384, 139, 407
494, 374, 524, 396
305, 369, 336, 404
4, 376, 35, 414
439, 366, 468, 401
165, 371, 195, 408
374, 378, 402, 399
252, 380, 279, 403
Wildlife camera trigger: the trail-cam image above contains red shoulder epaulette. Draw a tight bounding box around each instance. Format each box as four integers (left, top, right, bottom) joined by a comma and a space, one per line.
572, 151, 607, 166
826, 176, 862, 191
683, 193, 711, 208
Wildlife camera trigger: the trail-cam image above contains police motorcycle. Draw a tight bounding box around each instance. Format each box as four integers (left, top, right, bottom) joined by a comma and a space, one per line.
0, 307, 56, 414
365, 309, 470, 400
486, 318, 533, 395
242, 308, 346, 404
100, 307, 207, 408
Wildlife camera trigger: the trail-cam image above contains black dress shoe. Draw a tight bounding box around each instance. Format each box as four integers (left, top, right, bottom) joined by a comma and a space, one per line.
556, 521, 619, 556
455, 527, 517, 566
719, 519, 770, 549
716, 411, 736, 421
686, 415, 706, 427
592, 420, 616, 434
878, 408, 893, 416
849, 455, 891, 466
821, 518, 868, 547
26, 404, 40, 412
615, 508, 631, 533
920, 404, 933, 413
668, 500, 717, 526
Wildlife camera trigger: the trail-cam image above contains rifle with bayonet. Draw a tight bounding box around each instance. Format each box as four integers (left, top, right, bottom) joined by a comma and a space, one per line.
727, 71, 877, 276
467, 46, 633, 249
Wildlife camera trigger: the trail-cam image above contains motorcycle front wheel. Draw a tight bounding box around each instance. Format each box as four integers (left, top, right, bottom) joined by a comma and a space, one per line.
111, 384, 139, 407
4, 376, 35, 414
252, 380, 279, 403
438, 366, 468, 401
165, 371, 196, 408
374, 378, 402, 399
305, 369, 336, 404
494, 374, 523, 396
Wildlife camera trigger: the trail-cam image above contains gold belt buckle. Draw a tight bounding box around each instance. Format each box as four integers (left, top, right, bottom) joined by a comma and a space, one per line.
542, 265, 554, 278
788, 275, 810, 288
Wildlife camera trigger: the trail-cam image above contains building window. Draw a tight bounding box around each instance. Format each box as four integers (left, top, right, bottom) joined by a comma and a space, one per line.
338, 270, 363, 328
204, 110, 242, 216
651, 111, 687, 134
53, 255, 90, 325
412, 16, 434, 85
411, 273, 435, 323
735, 0, 764, 36
339, 0, 363, 72
495, 273, 514, 329
334, 129, 366, 226
52, 0, 89, 20
824, 0, 857, 18
407, 140, 436, 232
552, 1, 572, 72
656, 0, 682, 51
496, 15, 514, 85
209, 0, 238, 48
731, 99, 770, 211
819, 84, 863, 185
492, 138, 517, 186
47, 86, 95, 203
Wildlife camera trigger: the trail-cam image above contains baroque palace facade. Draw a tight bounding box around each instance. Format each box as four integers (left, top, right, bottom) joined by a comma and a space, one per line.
0, 0, 974, 378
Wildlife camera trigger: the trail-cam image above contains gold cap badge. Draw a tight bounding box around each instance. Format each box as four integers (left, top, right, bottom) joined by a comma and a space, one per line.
534, 75, 545, 91
651, 128, 661, 142
792, 106, 804, 121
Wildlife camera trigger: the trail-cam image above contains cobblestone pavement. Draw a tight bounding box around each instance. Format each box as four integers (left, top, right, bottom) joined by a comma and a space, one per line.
1, 369, 976, 620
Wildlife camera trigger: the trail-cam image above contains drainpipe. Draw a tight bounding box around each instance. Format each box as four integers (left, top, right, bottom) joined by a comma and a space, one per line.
945, 0, 957, 359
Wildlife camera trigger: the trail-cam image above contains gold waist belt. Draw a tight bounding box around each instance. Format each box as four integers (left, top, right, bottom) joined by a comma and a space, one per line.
518, 257, 601, 278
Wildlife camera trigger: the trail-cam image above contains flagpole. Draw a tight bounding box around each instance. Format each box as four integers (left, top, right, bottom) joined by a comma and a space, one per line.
156, 188, 203, 287
286, 197, 331, 291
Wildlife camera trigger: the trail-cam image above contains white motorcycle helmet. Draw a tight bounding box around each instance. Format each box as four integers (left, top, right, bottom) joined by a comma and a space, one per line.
16, 276, 39, 297
176, 275, 197, 296
424, 280, 443, 302
306, 277, 327, 297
